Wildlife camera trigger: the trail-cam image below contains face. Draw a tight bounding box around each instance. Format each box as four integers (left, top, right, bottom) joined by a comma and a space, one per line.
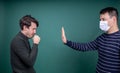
100, 12, 114, 28
25, 22, 37, 38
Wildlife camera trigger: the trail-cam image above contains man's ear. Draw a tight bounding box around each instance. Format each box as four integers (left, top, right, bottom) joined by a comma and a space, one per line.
112, 16, 117, 23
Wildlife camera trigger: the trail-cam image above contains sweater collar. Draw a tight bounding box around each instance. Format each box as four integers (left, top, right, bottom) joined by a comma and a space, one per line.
19, 31, 29, 40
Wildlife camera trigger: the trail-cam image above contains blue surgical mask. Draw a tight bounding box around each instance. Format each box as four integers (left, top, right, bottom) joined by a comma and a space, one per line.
99, 21, 110, 32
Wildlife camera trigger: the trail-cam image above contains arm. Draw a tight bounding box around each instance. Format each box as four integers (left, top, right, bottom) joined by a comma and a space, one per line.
61, 27, 98, 52
66, 40, 98, 52
12, 39, 38, 67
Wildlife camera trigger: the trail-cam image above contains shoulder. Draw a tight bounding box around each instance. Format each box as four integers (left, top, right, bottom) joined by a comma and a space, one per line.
11, 33, 24, 45
96, 33, 105, 39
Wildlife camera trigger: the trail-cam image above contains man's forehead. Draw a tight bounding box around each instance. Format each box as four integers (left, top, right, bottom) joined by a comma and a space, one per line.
30, 22, 37, 28
100, 13, 110, 18
31, 22, 37, 26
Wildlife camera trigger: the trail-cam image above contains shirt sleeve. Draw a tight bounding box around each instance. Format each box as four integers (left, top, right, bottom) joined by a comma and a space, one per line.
65, 39, 98, 52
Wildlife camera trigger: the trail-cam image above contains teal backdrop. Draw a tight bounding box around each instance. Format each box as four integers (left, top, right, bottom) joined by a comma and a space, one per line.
0, 0, 120, 73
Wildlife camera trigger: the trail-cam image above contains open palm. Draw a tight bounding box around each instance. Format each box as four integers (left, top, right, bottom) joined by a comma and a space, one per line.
61, 27, 67, 44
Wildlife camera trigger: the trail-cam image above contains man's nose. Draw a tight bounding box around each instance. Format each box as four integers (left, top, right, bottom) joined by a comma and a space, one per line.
34, 30, 36, 34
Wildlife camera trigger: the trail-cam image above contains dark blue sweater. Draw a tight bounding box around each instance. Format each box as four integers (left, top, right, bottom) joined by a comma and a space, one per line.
66, 31, 120, 73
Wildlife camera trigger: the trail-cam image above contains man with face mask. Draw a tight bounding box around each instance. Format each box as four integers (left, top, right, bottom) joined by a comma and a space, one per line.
61, 7, 120, 73
10, 15, 40, 73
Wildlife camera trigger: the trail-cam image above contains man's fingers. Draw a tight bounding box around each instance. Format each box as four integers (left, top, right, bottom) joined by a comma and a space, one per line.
62, 27, 65, 36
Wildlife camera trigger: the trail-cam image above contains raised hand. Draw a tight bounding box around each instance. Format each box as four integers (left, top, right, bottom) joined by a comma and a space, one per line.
61, 27, 67, 44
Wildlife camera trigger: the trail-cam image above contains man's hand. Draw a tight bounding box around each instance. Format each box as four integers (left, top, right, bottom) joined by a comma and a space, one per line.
61, 27, 67, 44
33, 34, 40, 44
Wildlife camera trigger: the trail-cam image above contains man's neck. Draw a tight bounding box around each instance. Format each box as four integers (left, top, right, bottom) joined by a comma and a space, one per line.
107, 25, 119, 34
21, 30, 28, 37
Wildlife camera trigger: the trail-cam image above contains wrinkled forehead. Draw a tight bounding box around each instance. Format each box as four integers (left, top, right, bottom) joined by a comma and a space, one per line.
100, 12, 110, 20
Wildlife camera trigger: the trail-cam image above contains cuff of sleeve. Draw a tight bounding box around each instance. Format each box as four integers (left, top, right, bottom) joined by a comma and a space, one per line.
33, 44, 38, 47
65, 40, 72, 46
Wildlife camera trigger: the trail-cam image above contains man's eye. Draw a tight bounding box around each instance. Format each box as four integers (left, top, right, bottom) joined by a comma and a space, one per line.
100, 19, 105, 21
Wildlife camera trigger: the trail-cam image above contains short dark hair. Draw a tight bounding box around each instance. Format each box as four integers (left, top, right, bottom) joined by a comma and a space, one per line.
100, 7, 119, 21
19, 15, 39, 30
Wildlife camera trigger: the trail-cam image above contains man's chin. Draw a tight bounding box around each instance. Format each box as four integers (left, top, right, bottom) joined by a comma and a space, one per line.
31, 35, 35, 38
28, 36, 34, 39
